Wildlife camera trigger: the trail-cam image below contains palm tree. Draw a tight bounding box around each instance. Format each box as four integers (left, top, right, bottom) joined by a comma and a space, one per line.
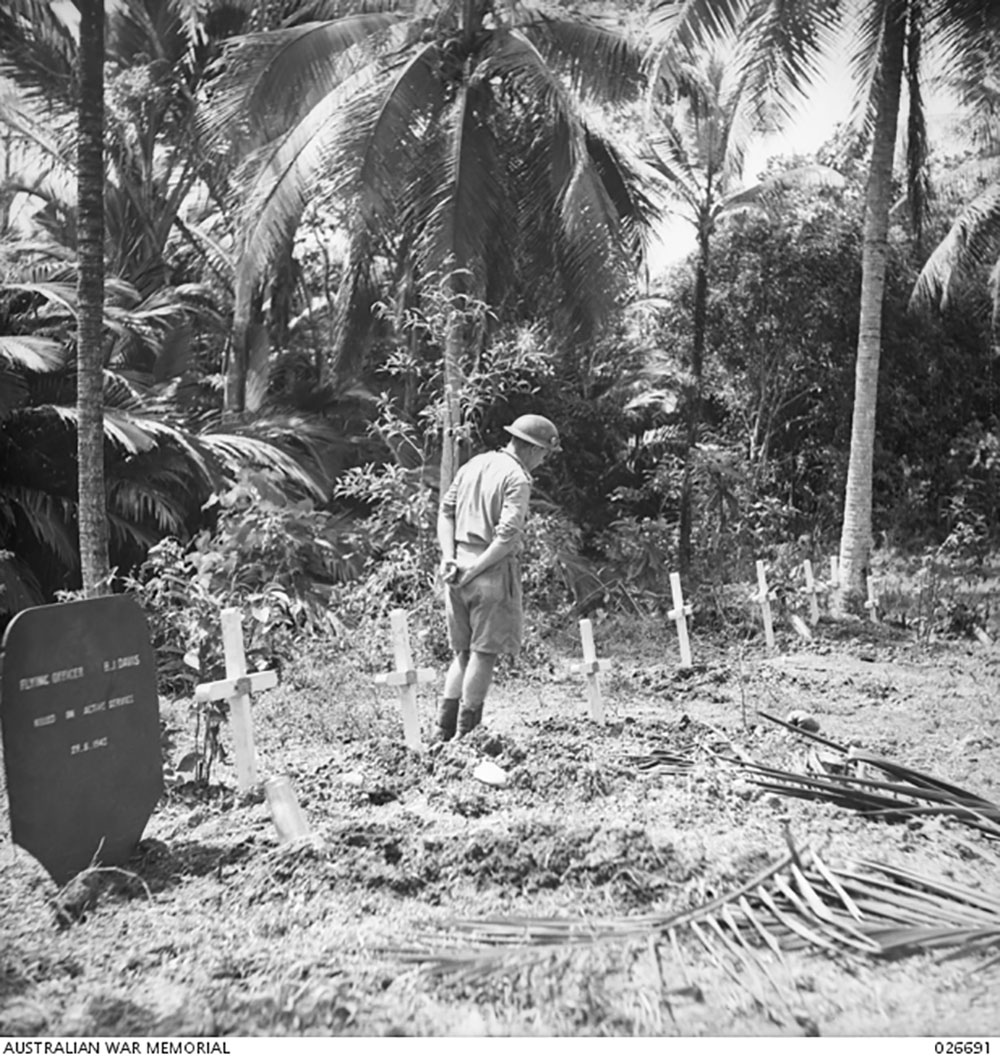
646, 47, 841, 571
74, 0, 110, 597
649, 0, 1000, 607
910, 72, 1000, 320
0, 267, 332, 617
210, 0, 654, 488
0, 0, 258, 297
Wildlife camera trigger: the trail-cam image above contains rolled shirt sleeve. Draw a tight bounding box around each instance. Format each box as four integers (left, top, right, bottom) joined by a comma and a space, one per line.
493, 477, 531, 544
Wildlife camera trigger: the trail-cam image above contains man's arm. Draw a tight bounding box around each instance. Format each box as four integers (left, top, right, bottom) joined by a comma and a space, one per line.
437, 508, 458, 581
455, 535, 517, 586
456, 473, 530, 586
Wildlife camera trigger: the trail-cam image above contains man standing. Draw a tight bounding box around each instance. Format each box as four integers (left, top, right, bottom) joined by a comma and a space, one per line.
436, 414, 561, 739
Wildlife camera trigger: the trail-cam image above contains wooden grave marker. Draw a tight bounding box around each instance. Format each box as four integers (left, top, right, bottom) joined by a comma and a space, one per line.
0, 596, 163, 885
751, 560, 777, 649
374, 609, 434, 751
802, 560, 820, 625
667, 571, 694, 668
193, 608, 277, 792
865, 576, 880, 623
570, 618, 611, 723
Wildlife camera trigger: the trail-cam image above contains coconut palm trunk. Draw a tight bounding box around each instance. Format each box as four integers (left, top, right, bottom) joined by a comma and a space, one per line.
75, 0, 110, 596
441, 307, 465, 494
836, 3, 906, 611
679, 215, 711, 573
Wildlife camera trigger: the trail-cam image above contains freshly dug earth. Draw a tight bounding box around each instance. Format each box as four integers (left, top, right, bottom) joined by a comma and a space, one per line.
2, 614, 1000, 1037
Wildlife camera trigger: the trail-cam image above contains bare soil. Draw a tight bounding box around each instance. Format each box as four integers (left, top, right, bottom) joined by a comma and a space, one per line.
2, 612, 1000, 1038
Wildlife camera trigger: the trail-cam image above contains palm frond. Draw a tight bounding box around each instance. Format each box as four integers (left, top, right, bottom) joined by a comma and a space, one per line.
395, 837, 1000, 1007
646, 0, 751, 58
231, 59, 382, 288
203, 15, 403, 150
0, 334, 67, 374
516, 5, 645, 105
294, 0, 408, 18
0, 549, 45, 615
328, 225, 382, 380
750, 709, 1000, 838
910, 182, 1000, 311
0, 0, 77, 108
584, 130, 659, 260
847, 0, 891, 143
479, 31, 643, 331
644, 118, 704, 217
199, 426, 329, 499
733, 0, 842, 133
0, 482, 77, 569
351, 41, 448, 221
2, 280, 79, 316
418, 80, 504, 286
107, 471, 194, 539
0, 364, 29, 419
0, 83, 74, 172
926, 0, 1000, 90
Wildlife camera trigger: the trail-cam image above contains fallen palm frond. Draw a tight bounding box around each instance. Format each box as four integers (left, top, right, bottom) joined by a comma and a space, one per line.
623, 748, 696, 775
392, 838, 1000, 995
752, 711, 1000, 839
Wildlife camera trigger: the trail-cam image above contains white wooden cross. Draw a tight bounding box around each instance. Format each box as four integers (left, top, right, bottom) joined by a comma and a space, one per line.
570, 618, 610, 723
374, 608, 434, 751
829, 555, 839, 592
668, 571, 693, 668
802, 560, 820, 625
194, 608, 278, 792
865, 576, 880, 623
750, 559, 777, 649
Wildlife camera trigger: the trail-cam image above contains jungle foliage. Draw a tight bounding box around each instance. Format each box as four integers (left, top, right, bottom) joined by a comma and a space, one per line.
3, 0, 1000, 676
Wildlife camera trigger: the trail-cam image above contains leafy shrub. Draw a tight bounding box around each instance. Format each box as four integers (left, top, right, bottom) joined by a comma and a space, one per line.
126, 472, 363, 693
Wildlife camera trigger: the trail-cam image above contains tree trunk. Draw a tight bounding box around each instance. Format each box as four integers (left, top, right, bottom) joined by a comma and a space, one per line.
836, 2, 906, 613
679, 221, 711, 575
440, 309, 464, 494
75, 0, 110, 598
225, 273, 251, 418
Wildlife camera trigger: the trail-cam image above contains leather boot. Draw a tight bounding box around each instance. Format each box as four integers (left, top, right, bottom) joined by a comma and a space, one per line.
457, 702, 484, 737
438, 698, 460, 741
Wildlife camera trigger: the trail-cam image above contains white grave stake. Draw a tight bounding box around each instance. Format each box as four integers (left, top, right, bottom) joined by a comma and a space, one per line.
829, 555, 839, 591
802, 560, 820, 626
750, 560, 776, 649
865, 576, 880, 622
375, 609, 434, 751
570, 618, 610, 723
194, 608, 278, 792
668, 572, 694, 668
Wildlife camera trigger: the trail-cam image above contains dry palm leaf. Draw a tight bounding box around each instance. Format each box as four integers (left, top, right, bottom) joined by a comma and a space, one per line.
394, 837, 1000, 991
752, 711, 1000, 838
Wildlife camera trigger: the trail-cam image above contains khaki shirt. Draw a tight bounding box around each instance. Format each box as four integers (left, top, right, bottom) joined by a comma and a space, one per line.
440, 450, 532, 551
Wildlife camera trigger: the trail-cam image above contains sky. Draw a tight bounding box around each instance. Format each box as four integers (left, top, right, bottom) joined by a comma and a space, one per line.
648, 47, 964, 274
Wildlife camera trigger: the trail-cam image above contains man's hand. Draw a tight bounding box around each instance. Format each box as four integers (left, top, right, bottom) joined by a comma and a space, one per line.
440, 558, 461, 584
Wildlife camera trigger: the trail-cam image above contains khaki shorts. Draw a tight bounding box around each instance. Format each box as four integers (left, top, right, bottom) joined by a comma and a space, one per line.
446, 555, 523, 656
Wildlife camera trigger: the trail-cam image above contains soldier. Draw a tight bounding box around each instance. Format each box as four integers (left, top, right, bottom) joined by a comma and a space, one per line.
435, 414, 561, 739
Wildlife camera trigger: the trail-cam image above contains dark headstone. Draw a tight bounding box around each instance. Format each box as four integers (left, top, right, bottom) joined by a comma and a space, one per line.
1, 595, 163, 885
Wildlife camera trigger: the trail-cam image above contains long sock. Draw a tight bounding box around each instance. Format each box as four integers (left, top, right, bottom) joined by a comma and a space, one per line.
438, 697, 460, 740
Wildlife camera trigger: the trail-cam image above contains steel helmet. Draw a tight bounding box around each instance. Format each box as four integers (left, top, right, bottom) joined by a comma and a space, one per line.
504, 413, 561, 452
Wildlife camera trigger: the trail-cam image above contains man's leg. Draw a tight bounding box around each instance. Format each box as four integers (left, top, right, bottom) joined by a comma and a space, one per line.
458, 651, 497, 736
438, 651, 468, 740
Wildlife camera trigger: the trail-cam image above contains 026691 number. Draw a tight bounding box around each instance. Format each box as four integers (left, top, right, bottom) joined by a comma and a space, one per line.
935, 1044, 990, 1055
